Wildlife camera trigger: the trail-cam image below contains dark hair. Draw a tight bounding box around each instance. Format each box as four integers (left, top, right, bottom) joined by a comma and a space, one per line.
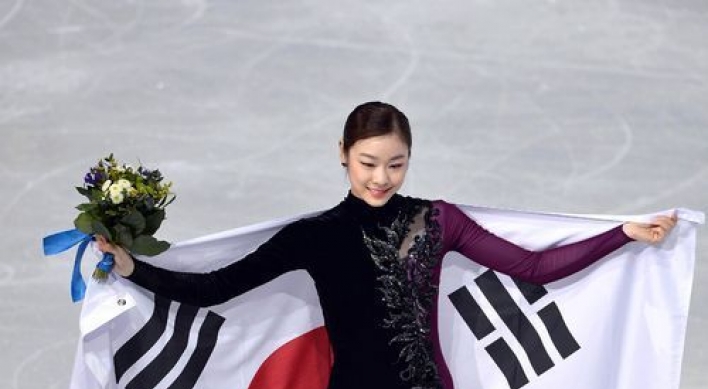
341, 101, 412, 155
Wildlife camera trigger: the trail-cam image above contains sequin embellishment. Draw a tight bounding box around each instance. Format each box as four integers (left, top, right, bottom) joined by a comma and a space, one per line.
363, 202, 443, 389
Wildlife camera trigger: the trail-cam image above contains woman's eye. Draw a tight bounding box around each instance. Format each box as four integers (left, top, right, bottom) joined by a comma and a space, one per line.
360, 162, 375, 168
389, 164, 404, 169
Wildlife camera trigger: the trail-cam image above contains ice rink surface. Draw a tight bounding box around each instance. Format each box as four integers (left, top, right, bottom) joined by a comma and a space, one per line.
1, 0, 706, 388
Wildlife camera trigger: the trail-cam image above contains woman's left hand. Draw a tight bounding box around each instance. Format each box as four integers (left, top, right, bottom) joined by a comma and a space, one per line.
622, 213, 678, 244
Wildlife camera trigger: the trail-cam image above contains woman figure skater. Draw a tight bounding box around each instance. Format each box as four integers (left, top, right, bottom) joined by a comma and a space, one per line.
98, 101, 676, 389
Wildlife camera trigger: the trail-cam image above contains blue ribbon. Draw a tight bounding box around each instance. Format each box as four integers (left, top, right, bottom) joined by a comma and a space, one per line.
43, 229, 114, 302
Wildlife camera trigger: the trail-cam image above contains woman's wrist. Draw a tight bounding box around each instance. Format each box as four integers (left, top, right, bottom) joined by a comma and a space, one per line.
621, 223, 637, 240
107, 244, 135, 277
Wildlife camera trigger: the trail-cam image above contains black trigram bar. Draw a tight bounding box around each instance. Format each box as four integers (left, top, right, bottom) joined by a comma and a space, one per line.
486, 338, 529, 389
512, 278, 548, 305
537, 302, 580, 359
126, 303, 199, 389
114, 295, 171, 382
448, 286, 495, 340
114, 297, 226, 389
167, 311, 226, 389
476, 270, 554, 375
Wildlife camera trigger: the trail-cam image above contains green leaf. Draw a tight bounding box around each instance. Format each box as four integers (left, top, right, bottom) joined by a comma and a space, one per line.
76, 186, 91, 198
114, 224, 134, 248
74, 212, 94, 234
90, 188, 104, 202
142, 209, 165, 236
76, 203, 98, 212
157, 194, 176, 208
163, 194, 176, 207
121, 211, 146, 234
131, 235, 170, 256
92, 220, 113, 241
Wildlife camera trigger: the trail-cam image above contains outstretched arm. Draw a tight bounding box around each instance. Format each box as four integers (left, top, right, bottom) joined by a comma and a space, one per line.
433, 201, 676, 284
96, 220, 313, 307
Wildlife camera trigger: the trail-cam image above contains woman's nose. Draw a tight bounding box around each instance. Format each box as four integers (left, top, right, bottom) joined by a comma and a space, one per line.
372, 167, 389, 186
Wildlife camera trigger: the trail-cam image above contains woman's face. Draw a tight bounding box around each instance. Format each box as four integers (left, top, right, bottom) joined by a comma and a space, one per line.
340, 133, 410, 207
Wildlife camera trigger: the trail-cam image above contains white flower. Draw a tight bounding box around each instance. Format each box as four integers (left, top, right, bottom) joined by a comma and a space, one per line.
101, 180, 112, 192
116, 179, 132, 190
109, 190, 125, 204
106, 182, 129, 204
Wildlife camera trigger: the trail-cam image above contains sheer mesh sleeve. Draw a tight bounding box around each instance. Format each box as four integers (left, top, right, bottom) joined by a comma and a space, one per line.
127, 220, 313, 307
433, 200, 633, 284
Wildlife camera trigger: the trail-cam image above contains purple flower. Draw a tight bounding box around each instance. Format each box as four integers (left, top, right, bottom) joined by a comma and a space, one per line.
83, 170, 104, 186
138, 166, 150, 177
139, 166, 163, 182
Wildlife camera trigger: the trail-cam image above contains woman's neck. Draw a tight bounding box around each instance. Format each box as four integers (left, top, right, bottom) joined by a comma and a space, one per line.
342, 190, 403, 226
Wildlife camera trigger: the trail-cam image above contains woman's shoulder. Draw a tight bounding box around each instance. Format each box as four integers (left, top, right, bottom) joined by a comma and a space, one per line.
395, 193, 432, 206
291, 202, 349, 229
397, 194, 454, 210
430, 198, 455, 209
402, 197, 469, 224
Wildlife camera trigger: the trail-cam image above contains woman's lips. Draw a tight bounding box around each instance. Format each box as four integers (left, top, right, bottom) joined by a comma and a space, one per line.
368, 187, 390, 199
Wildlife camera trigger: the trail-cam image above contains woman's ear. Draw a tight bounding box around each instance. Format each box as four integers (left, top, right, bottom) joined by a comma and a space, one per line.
339, 140, 348, 167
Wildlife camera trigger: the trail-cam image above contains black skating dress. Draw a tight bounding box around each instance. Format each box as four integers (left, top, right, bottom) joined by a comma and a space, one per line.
127, 192, 632, 389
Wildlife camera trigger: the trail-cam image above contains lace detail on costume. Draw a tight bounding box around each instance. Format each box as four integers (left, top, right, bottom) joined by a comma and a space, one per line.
362, 202, 443, 389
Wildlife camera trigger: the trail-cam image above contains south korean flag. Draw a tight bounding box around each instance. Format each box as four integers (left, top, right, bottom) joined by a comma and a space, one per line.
438, 205, 701, 389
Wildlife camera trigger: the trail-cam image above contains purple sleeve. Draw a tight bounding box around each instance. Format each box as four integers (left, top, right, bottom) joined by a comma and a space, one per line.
433, 200, 634, 284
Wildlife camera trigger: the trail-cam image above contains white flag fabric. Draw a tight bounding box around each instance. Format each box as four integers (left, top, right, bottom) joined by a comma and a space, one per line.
70, 205, 703, 389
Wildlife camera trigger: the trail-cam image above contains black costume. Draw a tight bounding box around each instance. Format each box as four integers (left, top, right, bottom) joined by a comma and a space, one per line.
128, 193, 632, 389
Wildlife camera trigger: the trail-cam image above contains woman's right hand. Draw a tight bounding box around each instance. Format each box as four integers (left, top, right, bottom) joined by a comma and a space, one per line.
622, 213, 678, 245
95, 235, 135, 277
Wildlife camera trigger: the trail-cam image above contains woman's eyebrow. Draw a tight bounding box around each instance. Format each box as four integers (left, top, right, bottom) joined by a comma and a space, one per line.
358, 153, 379, 160
358, 153, 407, 161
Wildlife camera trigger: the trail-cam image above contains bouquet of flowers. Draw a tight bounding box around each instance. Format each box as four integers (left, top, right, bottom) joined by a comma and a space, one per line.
77, 154, 175, 277
43, 154, 175, 301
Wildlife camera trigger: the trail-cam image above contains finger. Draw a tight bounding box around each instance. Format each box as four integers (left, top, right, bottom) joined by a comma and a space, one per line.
655, 217, 676, 232
95, 235, 116, 253
656, 214, 676, 222
651, 225, 669, 240
650, 215, 671, 223
651, 216, 675, 231
97, 241, 110, 252
96, 235, 112, 247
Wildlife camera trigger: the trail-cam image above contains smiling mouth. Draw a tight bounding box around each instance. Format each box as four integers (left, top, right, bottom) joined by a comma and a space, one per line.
368, 187, 391, 198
